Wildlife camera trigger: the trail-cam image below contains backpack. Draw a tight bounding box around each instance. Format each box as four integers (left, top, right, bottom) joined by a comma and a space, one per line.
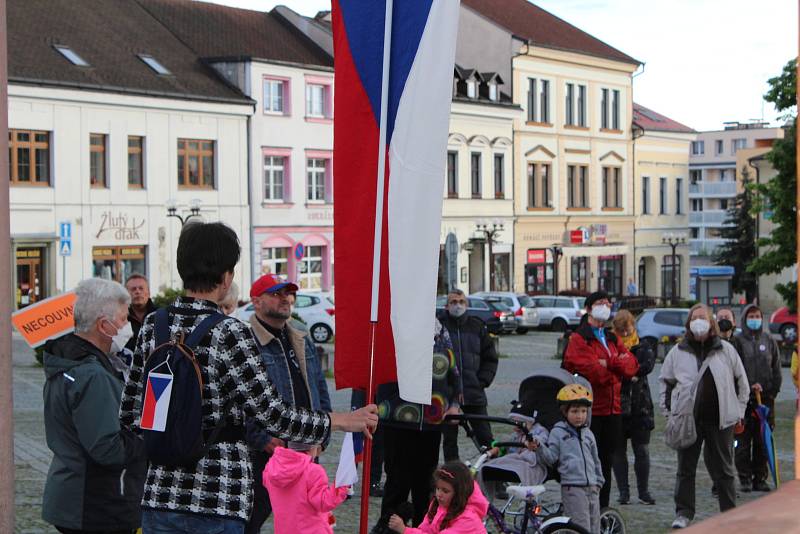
140, 307, 232, 467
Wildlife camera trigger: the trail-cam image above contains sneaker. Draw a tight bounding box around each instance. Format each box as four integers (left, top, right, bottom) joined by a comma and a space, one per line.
740, 480, 752, 493
672, 515, 690, 529
618, 491, 630, 505
753, 480, 771, 492
638, 493, 656, 505
370, 482, 385, 498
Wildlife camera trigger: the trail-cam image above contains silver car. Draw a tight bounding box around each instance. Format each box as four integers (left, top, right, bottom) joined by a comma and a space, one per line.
636, 308, 690, 346
472, 291, 541, 333
529, 295, 586, 332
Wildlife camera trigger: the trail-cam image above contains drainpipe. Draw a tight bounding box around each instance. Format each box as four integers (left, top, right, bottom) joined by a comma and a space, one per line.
245, 61, 257, 287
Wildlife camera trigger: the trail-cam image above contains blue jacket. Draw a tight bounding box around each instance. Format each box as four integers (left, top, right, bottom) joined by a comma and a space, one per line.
536, 420, 604, 488
245, 316, 332, 450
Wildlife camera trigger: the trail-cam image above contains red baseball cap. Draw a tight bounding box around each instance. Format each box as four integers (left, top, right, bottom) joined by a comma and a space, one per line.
249, 274, 299, 298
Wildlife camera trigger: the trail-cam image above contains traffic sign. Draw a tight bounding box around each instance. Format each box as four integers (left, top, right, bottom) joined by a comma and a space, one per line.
59, 221, 71, 240
294, 242, 305, 261
59, 240, 72, 256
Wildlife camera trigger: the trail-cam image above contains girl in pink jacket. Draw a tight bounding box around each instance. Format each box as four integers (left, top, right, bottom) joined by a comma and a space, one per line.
388, 462, 489, 534
262, 442, 350, 534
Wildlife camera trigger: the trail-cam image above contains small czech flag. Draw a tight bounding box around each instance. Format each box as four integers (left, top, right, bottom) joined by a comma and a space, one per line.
140, 371, 173, 432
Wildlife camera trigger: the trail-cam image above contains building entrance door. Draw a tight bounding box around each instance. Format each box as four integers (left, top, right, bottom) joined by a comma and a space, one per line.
16, 247, 45, 309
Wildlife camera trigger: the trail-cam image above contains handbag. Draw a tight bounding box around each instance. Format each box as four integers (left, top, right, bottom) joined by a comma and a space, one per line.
664, 358, 709, 450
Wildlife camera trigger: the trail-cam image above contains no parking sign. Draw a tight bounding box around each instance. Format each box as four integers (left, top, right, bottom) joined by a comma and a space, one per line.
294, 243, 305, 261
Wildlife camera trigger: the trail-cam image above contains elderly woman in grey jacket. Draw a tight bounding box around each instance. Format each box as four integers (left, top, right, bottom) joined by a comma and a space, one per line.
659, 303, 749, 530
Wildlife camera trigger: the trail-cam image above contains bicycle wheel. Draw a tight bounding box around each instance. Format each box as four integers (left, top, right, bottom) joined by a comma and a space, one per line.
541, 519, 591, 534
599, 507, 626, 534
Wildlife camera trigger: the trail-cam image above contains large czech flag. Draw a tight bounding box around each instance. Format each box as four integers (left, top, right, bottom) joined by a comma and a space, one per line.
333, 1, 460, 404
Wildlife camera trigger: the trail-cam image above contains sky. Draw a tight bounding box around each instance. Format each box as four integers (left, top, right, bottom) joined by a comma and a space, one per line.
206, 0, 797, 131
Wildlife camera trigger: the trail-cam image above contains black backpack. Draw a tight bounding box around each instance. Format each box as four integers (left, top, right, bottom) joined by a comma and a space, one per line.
140, 307, 232, 467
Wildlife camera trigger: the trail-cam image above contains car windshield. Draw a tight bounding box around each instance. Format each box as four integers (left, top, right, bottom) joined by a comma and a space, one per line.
518, 295, 532, 307
488, 301, 512, 312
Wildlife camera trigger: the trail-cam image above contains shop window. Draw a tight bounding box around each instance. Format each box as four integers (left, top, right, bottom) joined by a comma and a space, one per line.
525, 249, 554, 295
178, 139, 215, 189
298, 246, 324, 291
491, 252, 510, 291
15, 247, 46, 309
571, 256, 589, 292
598, 255, 623, 296
90, 134, 107, 188
262, 247, 289, 276
9, 130, 50, 186
92, 246, 146, 283
128, 136, 144, 188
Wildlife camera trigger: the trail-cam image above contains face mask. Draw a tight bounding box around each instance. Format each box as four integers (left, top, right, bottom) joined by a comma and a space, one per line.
106, 320, 134, 354
746, 318, 762, 331
448, 303, 467, 318
717, 319, 733, 333
690, 318, 710, 337
591, 305, 611, 322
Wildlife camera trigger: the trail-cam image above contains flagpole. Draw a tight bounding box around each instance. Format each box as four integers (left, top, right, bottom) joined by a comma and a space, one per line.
361, 1, 393, 532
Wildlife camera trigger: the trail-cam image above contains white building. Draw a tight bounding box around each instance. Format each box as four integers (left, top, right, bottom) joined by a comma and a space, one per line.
9, 0, 253, 309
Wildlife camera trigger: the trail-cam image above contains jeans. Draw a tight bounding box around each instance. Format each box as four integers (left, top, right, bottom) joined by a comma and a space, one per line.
590, 414, 624, 508
612, 426, 652, 498
441, 404, 493, 461
142, 510, 244, 534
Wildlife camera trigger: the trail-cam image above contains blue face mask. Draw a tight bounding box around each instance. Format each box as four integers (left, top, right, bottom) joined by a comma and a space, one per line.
746, 318, 762, 331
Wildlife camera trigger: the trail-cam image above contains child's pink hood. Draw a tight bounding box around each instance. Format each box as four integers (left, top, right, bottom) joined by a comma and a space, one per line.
264, 446, 311, 488
406, 481, 489, 534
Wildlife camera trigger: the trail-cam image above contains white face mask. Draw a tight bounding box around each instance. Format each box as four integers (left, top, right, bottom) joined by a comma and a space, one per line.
448, 303, 467, 318
591, 304, 611, 322
690, 318, 710, 337
108, 321, 134, 354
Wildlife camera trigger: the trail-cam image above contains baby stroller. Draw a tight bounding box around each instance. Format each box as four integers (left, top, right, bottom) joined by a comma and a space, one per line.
446, 368, 626, 534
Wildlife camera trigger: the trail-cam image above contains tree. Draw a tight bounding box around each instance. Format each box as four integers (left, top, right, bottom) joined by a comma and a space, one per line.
748, 58, 797, 311
714, 167, 757, 301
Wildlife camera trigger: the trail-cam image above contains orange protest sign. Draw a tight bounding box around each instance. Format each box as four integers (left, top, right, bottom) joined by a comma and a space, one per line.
12, 292, 77, 348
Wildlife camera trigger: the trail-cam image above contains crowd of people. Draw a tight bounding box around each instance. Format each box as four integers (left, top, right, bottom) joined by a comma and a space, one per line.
36, 219, 791, 534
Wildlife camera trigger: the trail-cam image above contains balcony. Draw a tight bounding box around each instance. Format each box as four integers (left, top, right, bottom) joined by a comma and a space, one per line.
688, 181, 737, 197
689, 210, 731, 226
690, 238, 728, 256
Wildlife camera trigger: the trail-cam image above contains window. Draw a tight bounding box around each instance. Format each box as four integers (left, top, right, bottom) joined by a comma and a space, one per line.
601, 89, 609, 129
642, 176, 651, 214
177, 139, 214, 189
90, 134, 107, 188
691, 141, 705, 155
577, 85, 587, 127
598, 255, 624, 296
138, 54, 171, 75
264, 156, 285, 201
690, 227, 699, 239
567, 165, 588, 208
488, 84, 498, 101
540, 80, 550, 123
307, 158, 326, 202
306, 84, 326, 117
262, 247, 289, 276
661, 255, 682, 300
571, 256, 589, 291
720, 199, 728, 210
92, 246, 146, 282
53, 45, 89, 66
690, 169, 702, 183
264, 78, 287, 113
528, 163, 551, 208
612, 90, 620, 130
565, 83, 574, 125
603, 167, 621, 208
467, 80, 477, 98
715, 139, 723, 155
692, 199, 703, 212
659, 177, 667, 214
654, 310, 686, 327
469, 298, 490, 310
298, 246, 324, 290
470, 152, 481, 198
732, 138, 747, 154
446, 151, 458, 198
8, 130, 49, 186
525, 252, 554, 294
527, 78, 537, 122
676, 178, 683, 214
493, 154, 504, 199
127, 136, 144, 188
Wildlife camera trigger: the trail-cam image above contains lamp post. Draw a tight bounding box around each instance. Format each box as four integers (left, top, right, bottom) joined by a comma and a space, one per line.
475, 220, 504, 291
662, 233, 685, 305
166, 198, 202, 226
550, 244, 563, 294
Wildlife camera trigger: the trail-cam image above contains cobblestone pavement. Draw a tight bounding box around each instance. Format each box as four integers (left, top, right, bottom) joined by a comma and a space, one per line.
12, 330, 797, 533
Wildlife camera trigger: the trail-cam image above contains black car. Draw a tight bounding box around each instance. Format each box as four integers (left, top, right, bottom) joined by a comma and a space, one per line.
435, 295, 513, 335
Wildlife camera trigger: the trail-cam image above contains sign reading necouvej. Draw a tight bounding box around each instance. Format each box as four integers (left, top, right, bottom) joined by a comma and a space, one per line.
11, 292, 77, 348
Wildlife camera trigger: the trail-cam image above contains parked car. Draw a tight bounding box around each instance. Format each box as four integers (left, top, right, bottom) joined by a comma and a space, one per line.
636, 308, 690, 346
769, 306, 797, 342
529, 295, 586, 332
435, 295, 513, 335
234, 291, 336, 343
472, 291, 541, 333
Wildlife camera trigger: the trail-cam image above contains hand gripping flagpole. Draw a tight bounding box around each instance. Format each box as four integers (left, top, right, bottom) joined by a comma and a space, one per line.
361, 1, 393, 532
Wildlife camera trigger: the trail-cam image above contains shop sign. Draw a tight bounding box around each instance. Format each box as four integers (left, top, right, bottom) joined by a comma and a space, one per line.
527, 249, 547, 264
570, 228, 589, 244
307, 208, 333, 222
96, 211, 146, 240
591, 224, 608, 244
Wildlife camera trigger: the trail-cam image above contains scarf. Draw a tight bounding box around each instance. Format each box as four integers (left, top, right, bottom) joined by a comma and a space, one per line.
620, 331, 640, 350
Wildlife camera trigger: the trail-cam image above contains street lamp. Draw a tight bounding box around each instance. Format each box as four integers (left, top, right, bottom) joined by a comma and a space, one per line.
166, 198, 202, 226
475, 220, 504, 291
662, 233, 686, 305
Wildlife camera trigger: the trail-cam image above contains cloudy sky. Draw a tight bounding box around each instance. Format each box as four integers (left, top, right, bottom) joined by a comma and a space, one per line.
206, 0, 796, 131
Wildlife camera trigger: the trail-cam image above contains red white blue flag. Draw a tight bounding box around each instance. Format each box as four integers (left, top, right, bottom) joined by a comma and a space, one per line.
140, 371, 173, 432
332, 1, 460, 404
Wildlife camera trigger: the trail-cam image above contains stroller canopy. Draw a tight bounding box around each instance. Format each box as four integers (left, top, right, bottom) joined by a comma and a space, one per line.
516, 368, 593, 430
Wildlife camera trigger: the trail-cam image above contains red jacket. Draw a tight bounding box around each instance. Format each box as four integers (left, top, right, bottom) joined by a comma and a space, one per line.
563, 323, 639, 416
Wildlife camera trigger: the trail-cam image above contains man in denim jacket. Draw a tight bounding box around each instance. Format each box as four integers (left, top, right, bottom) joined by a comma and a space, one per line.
244, 274, 332, 534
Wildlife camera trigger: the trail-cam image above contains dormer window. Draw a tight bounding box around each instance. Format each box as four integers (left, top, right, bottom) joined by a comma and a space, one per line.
138, 54, 171, 75
467, 81, 477, 99
53, 45, 89, 67
488, 83, 498, 102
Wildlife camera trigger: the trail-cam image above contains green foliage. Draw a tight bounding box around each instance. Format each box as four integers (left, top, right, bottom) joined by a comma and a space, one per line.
748, 58, 797, 309
152, 287, 185, 308
714, 169, 758, 301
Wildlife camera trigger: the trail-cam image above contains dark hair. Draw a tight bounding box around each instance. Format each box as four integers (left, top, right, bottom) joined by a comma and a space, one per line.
584, 291, 609, 310
177, 222, 240, 292
426, 462, 473, 529
124, 273, 148, 286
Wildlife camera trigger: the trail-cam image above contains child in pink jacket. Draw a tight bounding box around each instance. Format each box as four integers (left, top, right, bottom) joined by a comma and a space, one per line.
262, 442, 350, 534
388, 462, 488, 534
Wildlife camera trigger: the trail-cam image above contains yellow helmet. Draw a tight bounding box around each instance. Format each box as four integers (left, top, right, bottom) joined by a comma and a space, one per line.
556, 384, 593, 407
